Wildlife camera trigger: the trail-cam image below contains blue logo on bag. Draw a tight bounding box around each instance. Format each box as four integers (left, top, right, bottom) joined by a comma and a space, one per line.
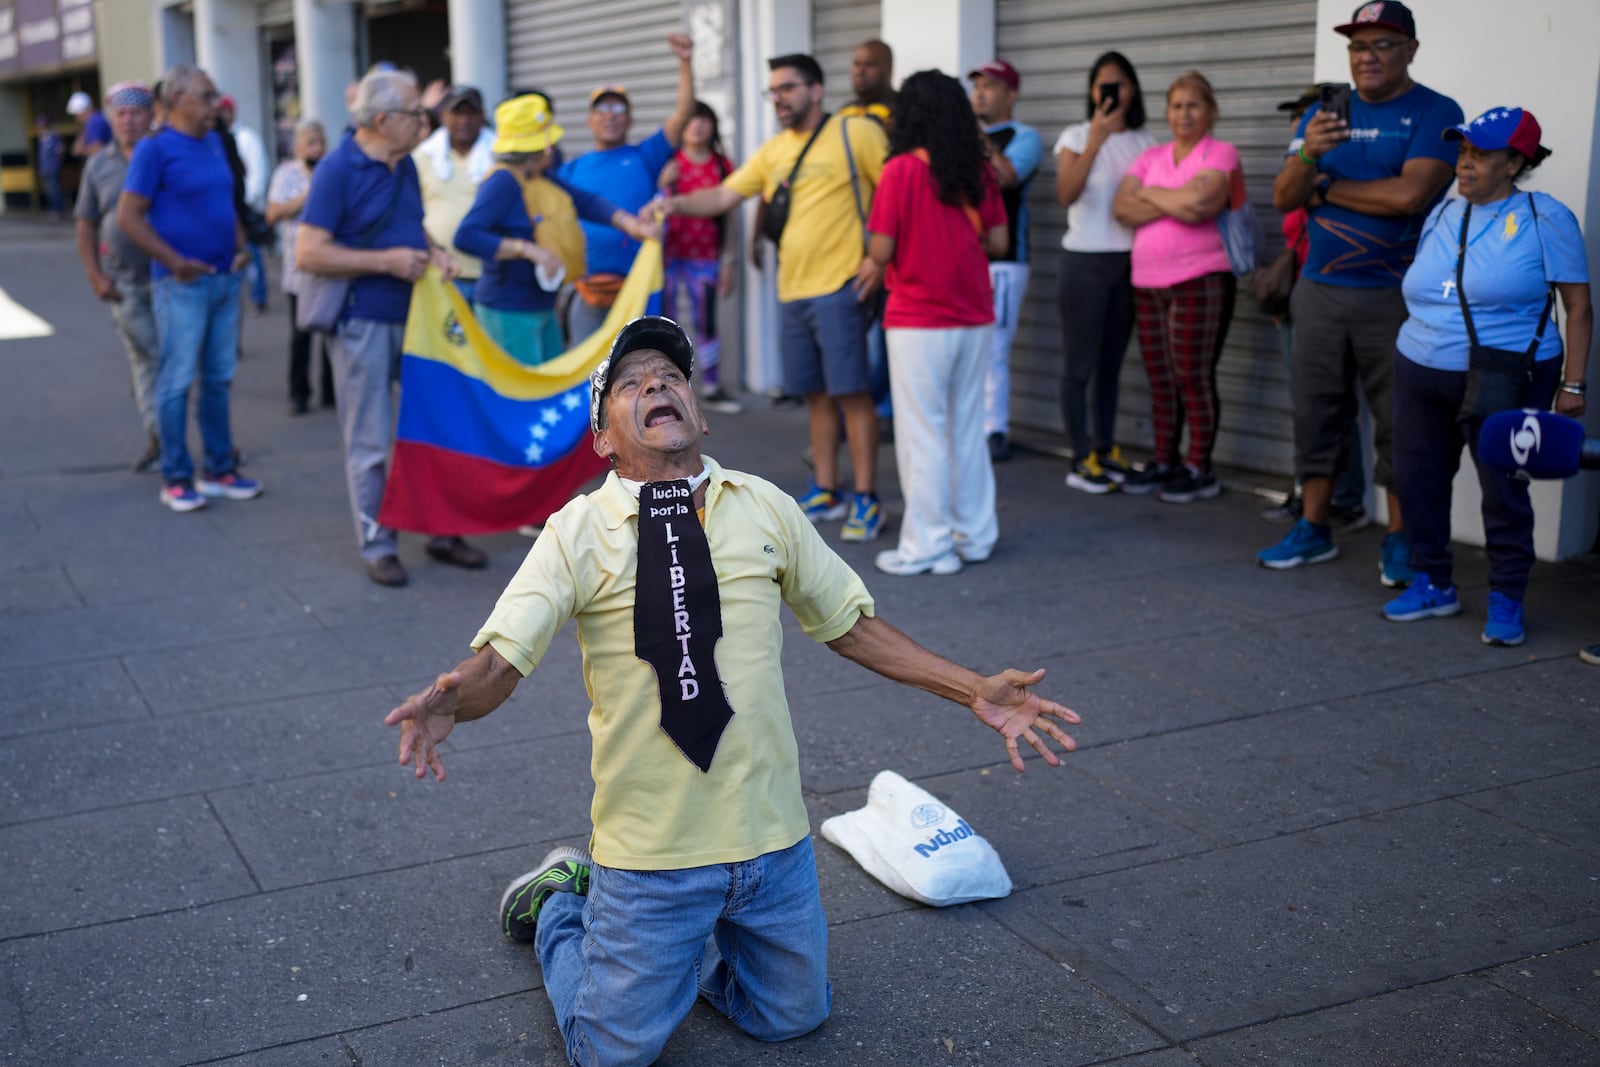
909, 803, 945, 829
913, 819, 975, 858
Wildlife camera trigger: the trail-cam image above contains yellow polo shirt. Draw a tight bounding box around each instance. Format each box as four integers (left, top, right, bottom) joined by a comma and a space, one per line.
724, 115, 887, 302
414, 147, 485, 280
471, 456, 874, 870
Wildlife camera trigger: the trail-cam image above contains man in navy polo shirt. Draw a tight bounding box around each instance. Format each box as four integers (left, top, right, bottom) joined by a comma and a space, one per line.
119, 65, 263, 513
557, 33, 696, 342
1257, 0, 1462, 584
298, 68, 485, 589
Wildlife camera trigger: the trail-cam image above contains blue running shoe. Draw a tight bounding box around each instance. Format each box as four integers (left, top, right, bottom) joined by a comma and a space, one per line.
1257, 519, 1337, 570
499, 846, 592, 943
796, 483, 847, 523
840, 492, 882, 542
159, 482, 207, 513
1481, 591, 1525, 647
1382, 574, 1461, 622
1379, 531, 1413, 588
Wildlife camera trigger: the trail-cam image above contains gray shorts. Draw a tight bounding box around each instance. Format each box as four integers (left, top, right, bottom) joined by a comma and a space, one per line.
778, 280, 871, 397
1289, 279, 1407, 489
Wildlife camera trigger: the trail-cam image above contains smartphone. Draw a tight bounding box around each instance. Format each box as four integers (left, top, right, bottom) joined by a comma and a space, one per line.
1318, 82, 1351, 127
1099, 83, 1120, 111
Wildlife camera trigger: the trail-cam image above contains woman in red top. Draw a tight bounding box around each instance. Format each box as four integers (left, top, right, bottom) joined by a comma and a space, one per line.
861, 71, 1009, 576
660, 101, 740, 412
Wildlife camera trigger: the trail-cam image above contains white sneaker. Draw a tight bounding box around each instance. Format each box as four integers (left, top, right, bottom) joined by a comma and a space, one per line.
874, 549, 962, 576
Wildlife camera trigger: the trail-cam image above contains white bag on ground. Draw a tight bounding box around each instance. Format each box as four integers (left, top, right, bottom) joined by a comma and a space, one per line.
820, 770, 1011, 906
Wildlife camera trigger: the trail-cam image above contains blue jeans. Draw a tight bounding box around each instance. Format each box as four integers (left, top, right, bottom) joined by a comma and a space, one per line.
536, 835, 831, 1066
247, 242, 268, 309
153, 272, 242, 484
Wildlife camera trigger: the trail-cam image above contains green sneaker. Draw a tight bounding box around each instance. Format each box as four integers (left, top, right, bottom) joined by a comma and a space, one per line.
499, 846, 592, 943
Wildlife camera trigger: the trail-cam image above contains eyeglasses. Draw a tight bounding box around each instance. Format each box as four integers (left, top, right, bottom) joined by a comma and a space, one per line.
591, 101, 628, 116
1346, 38, 1406, 56
384, 107, 428, 121
766, 82, 806, 99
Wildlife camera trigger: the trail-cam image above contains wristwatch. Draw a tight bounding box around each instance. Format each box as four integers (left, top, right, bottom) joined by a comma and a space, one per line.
1560, 381, 1587, 395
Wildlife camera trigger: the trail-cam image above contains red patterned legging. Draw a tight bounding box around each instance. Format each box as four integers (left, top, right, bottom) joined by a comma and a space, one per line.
1134, 272, 1228, 472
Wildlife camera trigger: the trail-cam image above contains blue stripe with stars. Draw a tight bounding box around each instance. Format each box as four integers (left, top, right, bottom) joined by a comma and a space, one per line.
394, 354, 592, 469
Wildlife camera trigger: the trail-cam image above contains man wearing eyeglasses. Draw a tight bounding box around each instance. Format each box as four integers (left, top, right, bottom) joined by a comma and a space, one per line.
1257, 0, 1463, 584
298, 68, 483, 589
118, 65, 263, 514
658, 53, 889, 544
556, 33, 698, 343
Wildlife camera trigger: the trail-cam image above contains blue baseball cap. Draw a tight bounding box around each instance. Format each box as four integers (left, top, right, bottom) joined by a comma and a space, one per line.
1443, 107, 1546, 161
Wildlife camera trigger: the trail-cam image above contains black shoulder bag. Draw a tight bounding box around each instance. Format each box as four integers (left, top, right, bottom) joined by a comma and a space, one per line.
761, 113, 829, 245
1456, 194, 1552, 422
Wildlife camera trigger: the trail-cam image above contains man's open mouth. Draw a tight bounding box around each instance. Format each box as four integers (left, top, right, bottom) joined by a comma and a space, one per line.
645, 405, 681, 428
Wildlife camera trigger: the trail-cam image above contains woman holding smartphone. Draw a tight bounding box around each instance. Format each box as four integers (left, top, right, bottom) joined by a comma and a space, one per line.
1053, 52, 1156, 494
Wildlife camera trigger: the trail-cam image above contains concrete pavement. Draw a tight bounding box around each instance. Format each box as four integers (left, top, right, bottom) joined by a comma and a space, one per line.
2, 215, 1598, 1066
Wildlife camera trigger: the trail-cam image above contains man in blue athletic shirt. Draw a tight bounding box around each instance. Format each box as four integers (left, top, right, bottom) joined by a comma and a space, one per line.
1257, 0, 1462, 586
557, 33, 697, 342
119, 65, 263, 514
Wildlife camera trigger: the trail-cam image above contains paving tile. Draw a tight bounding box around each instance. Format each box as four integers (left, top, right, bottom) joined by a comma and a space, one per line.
339, 993, 563, 1066
1188, 975, 1600, 1065
1459, 768, 1600, 857
1482, 940, 1600, 1037
0, 585, 321, 670
121, 630, 388, 716
0, 655, 149, 736
1071, 684, 1600, 847
985, 801, 1600, 1042
208, 733, 597, 890
0, 795, 255, 939
0, 857, 540, 1066
1441, 657, 1600, 732
1, 687, 402, 824
0, 564, 80, 615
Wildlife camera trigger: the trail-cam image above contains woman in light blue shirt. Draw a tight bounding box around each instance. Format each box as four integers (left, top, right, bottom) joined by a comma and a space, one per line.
1384, 107, 1591, 646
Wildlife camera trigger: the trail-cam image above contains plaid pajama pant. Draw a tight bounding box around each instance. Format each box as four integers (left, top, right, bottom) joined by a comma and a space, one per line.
1134, 272, 1228, 471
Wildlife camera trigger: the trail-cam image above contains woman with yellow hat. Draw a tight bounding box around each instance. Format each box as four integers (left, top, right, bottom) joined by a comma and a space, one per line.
455, 93, 658, 365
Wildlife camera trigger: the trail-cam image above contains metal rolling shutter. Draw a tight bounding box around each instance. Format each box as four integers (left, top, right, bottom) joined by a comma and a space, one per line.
999, 0, 1317, 475
507, 0, 683, 137
812, 0, 881, 111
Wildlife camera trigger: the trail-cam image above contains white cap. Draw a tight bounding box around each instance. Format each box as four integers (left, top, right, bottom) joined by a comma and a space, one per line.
66, 91, 92, 115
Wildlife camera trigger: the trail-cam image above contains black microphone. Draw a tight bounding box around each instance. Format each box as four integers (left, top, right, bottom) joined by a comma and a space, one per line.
1477, 409, 1600, 479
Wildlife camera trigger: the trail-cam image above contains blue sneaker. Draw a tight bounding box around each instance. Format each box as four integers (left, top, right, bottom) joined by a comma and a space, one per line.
159, 482, 208, 513
797, 483, 847, 523
1379, 531, 1413, 588
198, 471, 264, 500
1381, 574, 1461, 622
1481, 591, 1526, 647
1257, 519, 1337, 570
840, 492, 882, 542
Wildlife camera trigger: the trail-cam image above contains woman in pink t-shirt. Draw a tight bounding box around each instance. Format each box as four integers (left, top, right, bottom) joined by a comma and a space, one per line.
861, 71, 1009, 576
1113, 70, 1239, 503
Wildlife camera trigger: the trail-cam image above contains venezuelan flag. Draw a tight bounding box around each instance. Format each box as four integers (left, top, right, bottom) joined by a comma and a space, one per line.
377, 241, 664, 535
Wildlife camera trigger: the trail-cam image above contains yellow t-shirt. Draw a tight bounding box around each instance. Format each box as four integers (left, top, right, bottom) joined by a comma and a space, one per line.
471, 456, 875, 870
414, 148, 485, 280
724, 115, 887, 302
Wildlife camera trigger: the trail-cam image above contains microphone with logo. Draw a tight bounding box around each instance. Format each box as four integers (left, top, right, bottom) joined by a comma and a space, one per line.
1477, 409, 1600, 480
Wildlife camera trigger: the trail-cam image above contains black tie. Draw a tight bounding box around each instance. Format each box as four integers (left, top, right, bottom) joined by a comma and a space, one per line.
634, 480, 735, 772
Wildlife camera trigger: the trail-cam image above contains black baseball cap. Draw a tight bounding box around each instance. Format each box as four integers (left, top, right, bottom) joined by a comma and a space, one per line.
1334, 1, 1416, 39
440, 86, 484, 112
590, 317, 696, 432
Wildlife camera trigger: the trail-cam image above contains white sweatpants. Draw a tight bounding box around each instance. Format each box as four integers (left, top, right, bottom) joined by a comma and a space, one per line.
886, 324, 998, 565
984, 261, 1030, 436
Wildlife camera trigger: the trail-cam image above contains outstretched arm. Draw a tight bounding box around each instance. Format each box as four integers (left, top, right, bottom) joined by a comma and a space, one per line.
826, 614, 1079, 771
383, 643, 524, 781
662, 34, 697, 148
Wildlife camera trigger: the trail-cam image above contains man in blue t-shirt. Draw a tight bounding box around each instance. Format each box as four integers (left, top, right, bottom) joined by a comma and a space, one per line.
1257, 0, 1462, 585
556, 33, 696, 342
969, 58, 1041, 463
119, 65, 263, 514
298, 68, 489, 590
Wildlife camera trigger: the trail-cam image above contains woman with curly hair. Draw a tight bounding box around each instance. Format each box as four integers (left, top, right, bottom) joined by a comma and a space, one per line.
859, 70, 1008, 576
